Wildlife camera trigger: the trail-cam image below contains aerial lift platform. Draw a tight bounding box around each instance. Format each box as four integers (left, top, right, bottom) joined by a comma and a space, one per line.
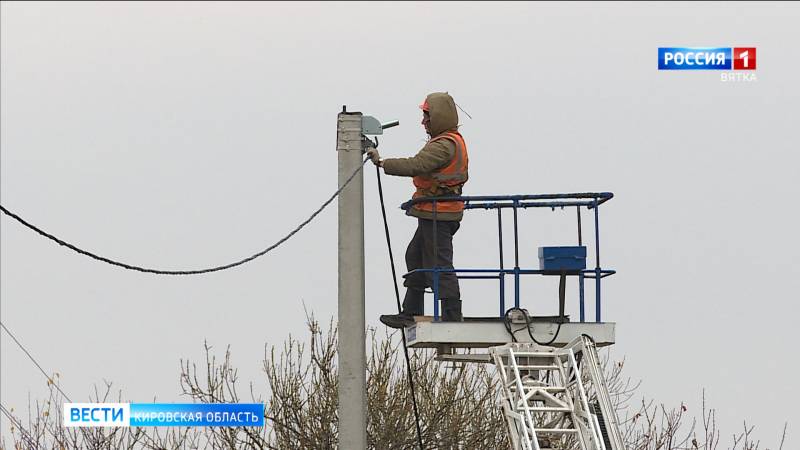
399, 193, 616, 362
395, 192, 623, 450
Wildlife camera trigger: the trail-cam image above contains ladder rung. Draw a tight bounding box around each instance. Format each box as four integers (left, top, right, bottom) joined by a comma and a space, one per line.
527, 407, 572, 412
517, 386, 566, 392
515, 365, 560, 370
533, 428, 579, 434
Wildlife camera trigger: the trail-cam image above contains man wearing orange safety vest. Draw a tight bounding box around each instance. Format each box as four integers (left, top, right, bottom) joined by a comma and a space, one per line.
367, 92, 469, 329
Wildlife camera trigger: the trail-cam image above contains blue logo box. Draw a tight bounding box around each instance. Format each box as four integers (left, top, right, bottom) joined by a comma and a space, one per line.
64, 402, 265, 427
130, 403, 264, 427
658, 47, 732, 70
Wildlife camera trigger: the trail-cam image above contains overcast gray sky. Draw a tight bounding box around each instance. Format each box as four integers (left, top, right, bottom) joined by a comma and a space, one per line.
1, 1, 798, 446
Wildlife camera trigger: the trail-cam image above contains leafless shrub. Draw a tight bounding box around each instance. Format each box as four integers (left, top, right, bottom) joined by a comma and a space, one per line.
2, 316, 789, 450
259, 315, 506, 449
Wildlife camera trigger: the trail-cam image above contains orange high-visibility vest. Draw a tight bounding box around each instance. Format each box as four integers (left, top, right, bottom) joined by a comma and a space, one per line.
412, 131, 469, 214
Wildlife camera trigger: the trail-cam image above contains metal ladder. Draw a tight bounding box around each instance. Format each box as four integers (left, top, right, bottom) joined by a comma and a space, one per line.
489, 336, 625, 450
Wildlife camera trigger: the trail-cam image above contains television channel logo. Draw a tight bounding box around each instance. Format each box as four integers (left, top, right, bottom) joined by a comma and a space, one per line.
658, 47, 756, 70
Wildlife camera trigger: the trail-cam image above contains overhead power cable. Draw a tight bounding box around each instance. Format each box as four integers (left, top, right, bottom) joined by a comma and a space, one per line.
1, 321, 85, 449
0, 159, 368, 275
1, 322, 73, 402
375, 165, 425, 450
2, 320, 117, 448
0, 403, 39, 450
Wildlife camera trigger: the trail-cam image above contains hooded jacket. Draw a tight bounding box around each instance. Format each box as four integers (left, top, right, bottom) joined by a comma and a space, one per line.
382, 93, 469, 221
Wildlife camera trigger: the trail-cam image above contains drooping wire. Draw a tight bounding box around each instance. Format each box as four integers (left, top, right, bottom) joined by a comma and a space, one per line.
502, 273, 568, 346
0, 159, 369, 275
503, 307, 564, 346
503, 308, 525, 343
0, 159, 371, 447
375, 165, 425, 450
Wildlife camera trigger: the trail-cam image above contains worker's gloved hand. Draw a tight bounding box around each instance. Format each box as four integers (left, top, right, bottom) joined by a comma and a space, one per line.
366, 148, 382, 167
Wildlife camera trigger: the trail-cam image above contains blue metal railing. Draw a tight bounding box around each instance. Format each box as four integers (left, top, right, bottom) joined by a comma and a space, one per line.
400, 192, 615, 323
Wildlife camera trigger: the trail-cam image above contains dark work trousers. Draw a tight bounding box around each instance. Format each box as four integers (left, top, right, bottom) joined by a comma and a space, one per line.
402, 218, 461, 315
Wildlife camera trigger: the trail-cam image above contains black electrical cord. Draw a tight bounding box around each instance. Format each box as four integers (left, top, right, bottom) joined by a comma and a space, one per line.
503, 309, 516, 342
375, 165, 425, 450
503, 308, 528, 343
0, 159, 368, 275
526, 306, 564, 346
503, 307, 564, 346
503, 272, 568, 346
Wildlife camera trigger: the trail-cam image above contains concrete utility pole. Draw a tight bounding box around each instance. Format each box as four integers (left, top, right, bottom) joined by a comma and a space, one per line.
336, 109, 367, 449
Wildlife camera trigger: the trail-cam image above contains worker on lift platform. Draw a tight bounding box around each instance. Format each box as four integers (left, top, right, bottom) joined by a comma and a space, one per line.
367, 92, 469, 329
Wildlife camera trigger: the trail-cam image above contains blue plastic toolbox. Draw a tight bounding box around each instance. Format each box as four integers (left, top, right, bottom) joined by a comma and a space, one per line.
538, 246, 587, 272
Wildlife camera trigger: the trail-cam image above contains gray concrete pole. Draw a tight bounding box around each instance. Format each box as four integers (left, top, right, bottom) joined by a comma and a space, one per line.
336, 110, 367, 448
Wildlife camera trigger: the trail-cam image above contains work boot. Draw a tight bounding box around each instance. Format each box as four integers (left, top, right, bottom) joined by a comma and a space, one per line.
441, 299, 464, 322
380, 312, 415, 329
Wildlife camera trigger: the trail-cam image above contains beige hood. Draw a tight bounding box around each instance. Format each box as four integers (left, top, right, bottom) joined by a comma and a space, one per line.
425, 92, 459, 137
